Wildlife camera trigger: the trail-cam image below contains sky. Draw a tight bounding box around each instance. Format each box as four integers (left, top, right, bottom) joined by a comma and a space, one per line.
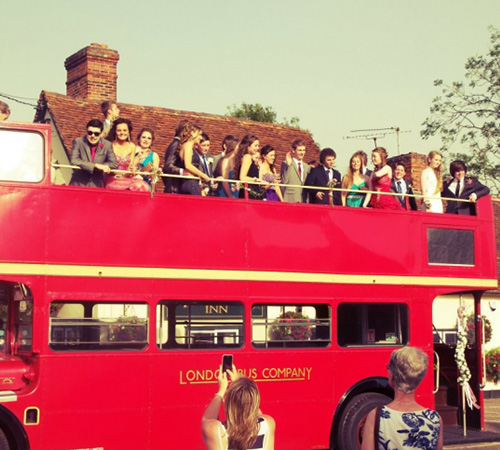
2, 0, 499, 173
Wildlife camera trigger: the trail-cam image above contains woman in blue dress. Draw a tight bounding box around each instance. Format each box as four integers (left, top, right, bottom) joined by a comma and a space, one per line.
362, 347, 443, 450
135, 128, 160, 186
341, 153, 372, 207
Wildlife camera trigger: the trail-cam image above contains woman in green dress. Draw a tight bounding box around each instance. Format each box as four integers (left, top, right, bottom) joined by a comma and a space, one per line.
341, 152, 372, 207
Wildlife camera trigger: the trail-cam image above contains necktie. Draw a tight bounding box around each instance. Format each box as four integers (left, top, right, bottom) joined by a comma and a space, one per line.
202, 156, 209, 176
326, 169, 332, 181
455, 180, 461, 197
298, 162, 302, 181
397, 181, 404, 206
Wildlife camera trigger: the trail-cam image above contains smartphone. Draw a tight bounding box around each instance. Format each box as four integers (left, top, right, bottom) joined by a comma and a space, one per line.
222, 354, 233, 373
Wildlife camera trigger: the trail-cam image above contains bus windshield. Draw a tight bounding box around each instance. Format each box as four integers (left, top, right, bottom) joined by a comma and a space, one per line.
0, 129, 44, 183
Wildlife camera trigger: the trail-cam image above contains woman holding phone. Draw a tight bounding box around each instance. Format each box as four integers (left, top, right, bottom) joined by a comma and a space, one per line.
201, 363, 275, 449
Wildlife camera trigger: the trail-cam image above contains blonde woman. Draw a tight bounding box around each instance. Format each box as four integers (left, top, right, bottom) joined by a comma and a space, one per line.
202, 366, 275, 450
420, 151, 443, 213
362, 347, 443, 450
178, 123, 211, 195
341, 153, 372, 207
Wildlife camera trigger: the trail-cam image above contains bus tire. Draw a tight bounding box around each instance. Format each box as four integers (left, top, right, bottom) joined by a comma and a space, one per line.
0, 428, 10, 450
336, 392, 390, 450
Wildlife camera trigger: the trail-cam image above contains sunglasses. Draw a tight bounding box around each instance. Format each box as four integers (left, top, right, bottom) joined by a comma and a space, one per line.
87, 130, 101, 137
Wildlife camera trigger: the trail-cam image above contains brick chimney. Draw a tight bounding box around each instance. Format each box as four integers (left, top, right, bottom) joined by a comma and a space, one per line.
64, 43, 119, 101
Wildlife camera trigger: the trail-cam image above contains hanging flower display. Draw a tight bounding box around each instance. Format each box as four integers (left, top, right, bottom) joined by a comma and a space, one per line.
465, 314, 492, 345
108, 316, 147, 342
271, 311, 312, 341
485, 348, 500, 384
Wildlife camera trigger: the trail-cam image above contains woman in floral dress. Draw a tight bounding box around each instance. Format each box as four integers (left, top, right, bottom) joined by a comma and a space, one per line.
362, 347, 443, 450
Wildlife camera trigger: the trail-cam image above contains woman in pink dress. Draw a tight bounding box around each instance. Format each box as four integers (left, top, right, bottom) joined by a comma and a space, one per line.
105, 118, 149, 192
370, 147, 403, 210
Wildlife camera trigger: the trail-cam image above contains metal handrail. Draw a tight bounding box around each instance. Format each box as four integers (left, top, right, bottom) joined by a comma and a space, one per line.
51, 163, 486, 203
433, 351, 440, 394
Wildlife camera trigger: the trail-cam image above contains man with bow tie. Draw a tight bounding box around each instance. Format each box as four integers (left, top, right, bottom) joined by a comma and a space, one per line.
305, 148, 342, 205
390, 163, 418, 210
441, 160, 490, 215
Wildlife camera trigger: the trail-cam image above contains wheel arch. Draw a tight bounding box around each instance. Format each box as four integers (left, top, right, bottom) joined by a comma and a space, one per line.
0, 405, 30, 450
329, 376, 393, 449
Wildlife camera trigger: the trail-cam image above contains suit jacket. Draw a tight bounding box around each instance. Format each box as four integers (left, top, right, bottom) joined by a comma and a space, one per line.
280, 160, 311, 203
390, 178, 418, 211
162, 137, 182, 193
441, 177, 490, 215
305, 166, 342, 205
69, 136, 117, 188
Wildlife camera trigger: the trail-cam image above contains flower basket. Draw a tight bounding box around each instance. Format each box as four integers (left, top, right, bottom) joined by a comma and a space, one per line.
108, 316, 147, 342
486, 347, 500, 384
270, 311, 312, 341
465, 314, 492, 345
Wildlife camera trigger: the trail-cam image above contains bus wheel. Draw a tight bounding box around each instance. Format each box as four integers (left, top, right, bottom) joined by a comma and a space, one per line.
0, 428, 9, 450
336, 392, 390, 450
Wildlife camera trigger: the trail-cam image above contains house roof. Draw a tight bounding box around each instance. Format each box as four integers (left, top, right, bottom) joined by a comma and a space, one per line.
34, 91, 319, 167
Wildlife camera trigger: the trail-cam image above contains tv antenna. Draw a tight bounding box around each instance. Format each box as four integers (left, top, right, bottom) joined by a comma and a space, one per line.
344, 127, 411, 154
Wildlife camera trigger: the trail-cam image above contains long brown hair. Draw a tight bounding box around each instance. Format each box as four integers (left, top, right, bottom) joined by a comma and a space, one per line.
233, 135, 259, 180
372, 147, 388, 170
224, 377, 260, 450
342, 153, 365, 191
178, 122, 201, 145
427, 150, 443, 194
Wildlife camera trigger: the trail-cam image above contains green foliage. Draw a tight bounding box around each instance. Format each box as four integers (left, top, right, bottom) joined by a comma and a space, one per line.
421, 26, 500, 194
226, 102, 314, 139
226, 102, 278, 123
485, 347, 500, 383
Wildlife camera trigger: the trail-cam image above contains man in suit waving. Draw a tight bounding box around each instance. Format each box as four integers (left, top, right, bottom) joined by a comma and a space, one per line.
441, 160, 490, 215
280, 139, 311, 203
69, 119, 117, 188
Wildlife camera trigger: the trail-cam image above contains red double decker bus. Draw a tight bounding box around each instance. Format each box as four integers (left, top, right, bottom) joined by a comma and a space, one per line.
0, 121, 496, 449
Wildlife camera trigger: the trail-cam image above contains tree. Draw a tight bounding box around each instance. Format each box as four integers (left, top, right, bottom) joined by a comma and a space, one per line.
421, 26, 500, 194
226, 102, 307, 135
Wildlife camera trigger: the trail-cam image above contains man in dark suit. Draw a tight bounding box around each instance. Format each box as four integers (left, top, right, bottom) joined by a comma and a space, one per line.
305, 148, 342, 205
163, 120, 190, 193
69, 119, 117, 188
441, 160, 490, 215
194, 133, 218, 196
390, 163, 418, 210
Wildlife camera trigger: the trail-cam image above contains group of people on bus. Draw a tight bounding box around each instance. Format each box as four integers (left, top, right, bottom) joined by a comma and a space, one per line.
68, 106, 490, 215
200, 347, 442, 450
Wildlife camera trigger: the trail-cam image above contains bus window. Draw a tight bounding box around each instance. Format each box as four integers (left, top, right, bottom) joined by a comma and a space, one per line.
337, 303, 408, 347
0, 286, 8, 352
427, 228, 475, 266
252, 304, 331, 348
0, 129, 44, 183
49, 302, 148, 351
156, 302, 244, 350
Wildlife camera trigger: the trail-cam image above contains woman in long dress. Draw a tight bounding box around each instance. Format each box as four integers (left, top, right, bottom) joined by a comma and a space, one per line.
234, 135, 265, 200
370, 147, 403, 210
178, 123, 211, 195
105, 118, 149, 192
217, 135, 240, 198
259, 145, 283, 202
420, 150, 443, 213
134, 128, 160, 187
341, 153, 372, 207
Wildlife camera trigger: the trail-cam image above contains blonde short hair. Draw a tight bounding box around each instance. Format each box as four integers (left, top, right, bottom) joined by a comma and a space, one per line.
388, 347, 428, 394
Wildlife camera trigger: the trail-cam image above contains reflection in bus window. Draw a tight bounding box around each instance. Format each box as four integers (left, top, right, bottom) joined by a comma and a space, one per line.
49, 302, 148, 351
0, 287, 8, 352
337, 303, 408, 347
252, 304, 331, 348
156, 302, 244, 350
427, 228, 475, 266
0, 130, 44, 183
